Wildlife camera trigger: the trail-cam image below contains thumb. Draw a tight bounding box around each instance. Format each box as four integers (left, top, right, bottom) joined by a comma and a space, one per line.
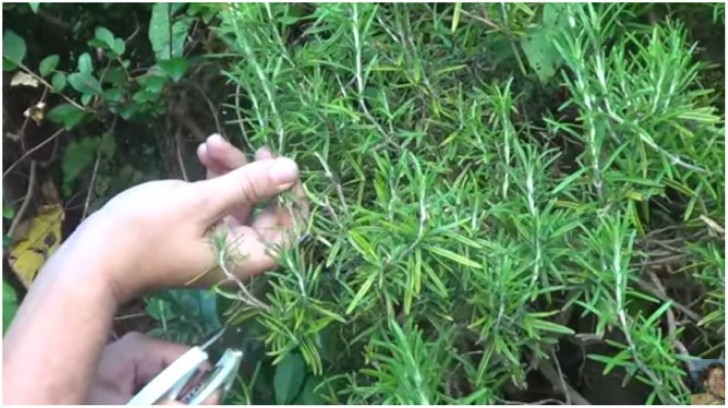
195, 157, 299, 222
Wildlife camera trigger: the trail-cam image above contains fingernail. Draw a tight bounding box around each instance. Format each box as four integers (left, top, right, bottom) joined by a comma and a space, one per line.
207, 134, 225, 145
270, 158, 299, 186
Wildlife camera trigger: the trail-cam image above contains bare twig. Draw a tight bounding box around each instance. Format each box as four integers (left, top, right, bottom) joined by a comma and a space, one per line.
19, 64, 89, 112
461, 8, 500, 30
499, 398, 565, 405
633, 278, 702, 322
538, 355, 591, 405
647, 271, 696, 374
113, 312, 147, 321
184, 79, 224, 138
175, 125, 189, 181
81, 150, 102, 221
551, 349, 572, 405
3, 128, 64, 178
7, 161, 38, 241
125, 13, 141, 43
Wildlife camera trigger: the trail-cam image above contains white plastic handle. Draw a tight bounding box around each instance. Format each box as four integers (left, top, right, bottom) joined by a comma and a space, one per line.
127, 347, 208, 405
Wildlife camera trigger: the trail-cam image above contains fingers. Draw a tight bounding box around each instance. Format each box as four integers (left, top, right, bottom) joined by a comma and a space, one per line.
198, 135, 255, 223
195, 158, 299, 224
197, 134, 248, 179
255, 146, 274, 161
116, 332, 197, 387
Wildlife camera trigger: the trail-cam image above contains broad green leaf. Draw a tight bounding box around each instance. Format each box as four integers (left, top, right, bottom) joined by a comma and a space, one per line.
51, 72, 67, 92
87, 38, 106, 49
145, 298, 172, 321
170, 19, 192, 58
149, 3, 191, 61
520, 3, 568, 83
158, 57, 188, 82
81, 93, 93, 107
149, 3, 172, 60
47, 103, 85, 130
3, 281, 19, 332
116, 104, 138, 120
161, 289, 221, 329
68, 72, 102, 95
77, 52, 93, 75
62, 137, 99, 196
112, 39, 126, 56
28, 3, 39, 13
3, 203, 15, 220
296, 376, 326, 405
138, 74, 168, 93
94, 26, 115, 48
274, 352, 306, 404
102, 87, 123, 104
39, 55, 60, 77
101, 67, 126, 85
3, 30, 26, 71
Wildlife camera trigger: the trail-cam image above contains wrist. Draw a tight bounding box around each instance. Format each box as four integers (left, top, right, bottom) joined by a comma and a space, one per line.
43, 217, 135, 304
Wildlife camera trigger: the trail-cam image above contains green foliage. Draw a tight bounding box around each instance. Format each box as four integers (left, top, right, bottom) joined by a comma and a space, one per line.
4, 3, 220, 201
520, 4, 568, 82
4, 2, 723, 405
3, 29, 26, 70
47, 103, 85, 130
3, 282, 19, 333
149, 3, 192, 61
61, 137, 99, 196
212, 3, 723, 404
274, 352, 306, 404
145, 289, 222, 345
39, 55, 59, 77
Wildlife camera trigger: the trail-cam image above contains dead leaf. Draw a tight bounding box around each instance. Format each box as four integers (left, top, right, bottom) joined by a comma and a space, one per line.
23, 102, 46, 126
8, 204, 64, 288
10, 72, 39, 88
700, 214, 725, 236
40, 178, 61, 205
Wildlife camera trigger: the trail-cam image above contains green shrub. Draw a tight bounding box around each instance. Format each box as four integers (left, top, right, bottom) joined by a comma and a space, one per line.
3, 3, 723, 405
212, 3, 723, 404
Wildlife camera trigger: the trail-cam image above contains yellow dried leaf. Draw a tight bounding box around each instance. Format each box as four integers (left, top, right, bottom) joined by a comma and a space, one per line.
8, 204, 64, 288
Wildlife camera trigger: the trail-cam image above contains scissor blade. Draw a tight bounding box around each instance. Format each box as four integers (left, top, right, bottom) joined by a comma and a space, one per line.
200, 329, 225, 350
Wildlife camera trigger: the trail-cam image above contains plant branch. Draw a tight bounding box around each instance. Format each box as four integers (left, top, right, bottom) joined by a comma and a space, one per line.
3, 128, 65, 178
7, 160, 38, 241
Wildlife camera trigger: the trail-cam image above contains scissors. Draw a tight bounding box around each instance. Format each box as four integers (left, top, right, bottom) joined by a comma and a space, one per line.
127, 329, 242, 405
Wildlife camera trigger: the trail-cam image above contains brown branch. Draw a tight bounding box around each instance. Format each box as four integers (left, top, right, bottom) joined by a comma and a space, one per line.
538, 355, 591, 405
185, 79, 224, 138
19, 64, 89, 112
500, 398, 565, 405
7, 161, 38, 241
81, 150, 102, 221
633, 278, 702, 322
647, 271, 696, 374
3, 128, 64, 178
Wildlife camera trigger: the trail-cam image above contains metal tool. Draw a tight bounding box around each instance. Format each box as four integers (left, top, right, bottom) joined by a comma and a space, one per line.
127, 329, 242, 405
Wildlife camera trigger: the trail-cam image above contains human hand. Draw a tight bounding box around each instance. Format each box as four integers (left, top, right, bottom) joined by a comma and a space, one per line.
196, 134, 309, 241
86, 332, 218, 405
47, 134, 306, 302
